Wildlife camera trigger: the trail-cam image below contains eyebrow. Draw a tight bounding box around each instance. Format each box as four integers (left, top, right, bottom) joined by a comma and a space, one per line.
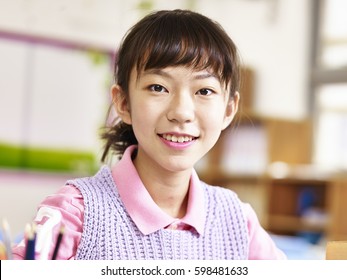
143, 68, 219, 81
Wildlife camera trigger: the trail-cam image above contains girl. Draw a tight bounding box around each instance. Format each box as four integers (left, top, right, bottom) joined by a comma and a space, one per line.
13, 9, 286, 260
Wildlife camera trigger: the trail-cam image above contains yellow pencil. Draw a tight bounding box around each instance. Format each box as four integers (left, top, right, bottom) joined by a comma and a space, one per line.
0, 242, 7, 260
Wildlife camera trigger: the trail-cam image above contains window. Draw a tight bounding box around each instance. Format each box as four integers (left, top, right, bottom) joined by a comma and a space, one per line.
319, 0, 347, 69
312, 0, 347, 171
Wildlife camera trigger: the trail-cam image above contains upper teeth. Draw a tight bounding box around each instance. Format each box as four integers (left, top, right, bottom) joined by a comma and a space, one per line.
162, 134, 194, 143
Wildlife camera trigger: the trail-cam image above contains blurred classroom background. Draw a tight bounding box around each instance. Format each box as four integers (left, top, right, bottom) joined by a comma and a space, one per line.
0, 0, 347, 259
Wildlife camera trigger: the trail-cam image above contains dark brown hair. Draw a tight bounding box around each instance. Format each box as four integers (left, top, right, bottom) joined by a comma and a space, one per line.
101, 9, 241, 161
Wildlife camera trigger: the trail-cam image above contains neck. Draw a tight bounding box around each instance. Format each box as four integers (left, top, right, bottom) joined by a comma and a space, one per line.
148, 173, 190, 218
133, 154, 192, 218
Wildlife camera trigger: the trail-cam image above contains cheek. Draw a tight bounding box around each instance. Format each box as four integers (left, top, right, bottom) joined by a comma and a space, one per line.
130, 102, 159, 133
199, 112, 225, 144
200, 106, 228, 144
200, 104, 227, 129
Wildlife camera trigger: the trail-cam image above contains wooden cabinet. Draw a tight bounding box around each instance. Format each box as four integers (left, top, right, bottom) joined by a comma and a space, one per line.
266, 175, 347, 241
327, 176, 347, 240
198, 114, 313, 182
265, 177, 328, 235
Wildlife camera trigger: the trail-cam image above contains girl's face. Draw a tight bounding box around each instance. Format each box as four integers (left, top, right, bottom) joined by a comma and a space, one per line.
113, 65, 239, 175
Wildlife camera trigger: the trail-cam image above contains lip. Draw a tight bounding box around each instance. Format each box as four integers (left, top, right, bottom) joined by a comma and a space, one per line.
158, 132, 198, 150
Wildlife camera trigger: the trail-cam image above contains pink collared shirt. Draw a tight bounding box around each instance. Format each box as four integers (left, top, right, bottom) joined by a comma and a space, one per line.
12, 146, 286, 260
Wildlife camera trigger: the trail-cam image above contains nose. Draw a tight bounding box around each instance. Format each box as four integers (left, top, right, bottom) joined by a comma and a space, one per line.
166, 92, 195, 123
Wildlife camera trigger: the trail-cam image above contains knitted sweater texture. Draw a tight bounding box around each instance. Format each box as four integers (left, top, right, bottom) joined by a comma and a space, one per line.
67, 166, 249, 260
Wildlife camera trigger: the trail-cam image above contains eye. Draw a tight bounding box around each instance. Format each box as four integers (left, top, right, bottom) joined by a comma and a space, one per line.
196, 88, 214, 96
148, 84, 167, 93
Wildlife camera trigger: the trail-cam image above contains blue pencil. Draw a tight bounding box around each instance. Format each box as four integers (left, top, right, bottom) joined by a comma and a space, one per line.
24, 223, 36, 260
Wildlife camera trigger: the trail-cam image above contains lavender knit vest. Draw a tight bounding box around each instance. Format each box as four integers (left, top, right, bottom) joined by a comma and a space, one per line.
67, 166, 249, 260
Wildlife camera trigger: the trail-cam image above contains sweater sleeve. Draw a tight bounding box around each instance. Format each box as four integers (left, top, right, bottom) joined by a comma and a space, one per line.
12, 185, 84, 260
244, 203, 287, 260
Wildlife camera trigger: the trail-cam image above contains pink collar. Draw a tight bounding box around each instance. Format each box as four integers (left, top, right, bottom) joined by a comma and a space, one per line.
111, 145, 205, 235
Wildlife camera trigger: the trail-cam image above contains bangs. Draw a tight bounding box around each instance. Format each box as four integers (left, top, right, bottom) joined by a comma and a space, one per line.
134, 11, 238, 88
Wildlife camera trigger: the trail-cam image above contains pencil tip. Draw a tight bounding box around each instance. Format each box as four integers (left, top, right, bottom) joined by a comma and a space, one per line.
31, 222, 37, 233
60, 225, 65, 234
25, 223, 35, 239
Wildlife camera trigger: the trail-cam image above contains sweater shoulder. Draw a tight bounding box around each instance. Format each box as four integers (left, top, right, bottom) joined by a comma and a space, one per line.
200, 181, 241, 201
200, 181, 247, 221
66, 165, 115, 193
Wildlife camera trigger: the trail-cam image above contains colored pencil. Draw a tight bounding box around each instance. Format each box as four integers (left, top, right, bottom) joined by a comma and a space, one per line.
1, 219, 13, 259
0, 242, 7, 260
51, 225, 65, 260
24, 223, 36, 260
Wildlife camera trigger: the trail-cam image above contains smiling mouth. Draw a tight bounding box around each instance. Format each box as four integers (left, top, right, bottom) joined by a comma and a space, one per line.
160, 134, 198, 143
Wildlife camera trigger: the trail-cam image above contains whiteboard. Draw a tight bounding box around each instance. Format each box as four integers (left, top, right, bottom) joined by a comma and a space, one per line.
0, 35, 112, 154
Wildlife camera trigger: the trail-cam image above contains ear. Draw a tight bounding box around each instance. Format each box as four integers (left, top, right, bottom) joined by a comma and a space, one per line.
222, 91, 239, 130
111, 84, 132, 125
